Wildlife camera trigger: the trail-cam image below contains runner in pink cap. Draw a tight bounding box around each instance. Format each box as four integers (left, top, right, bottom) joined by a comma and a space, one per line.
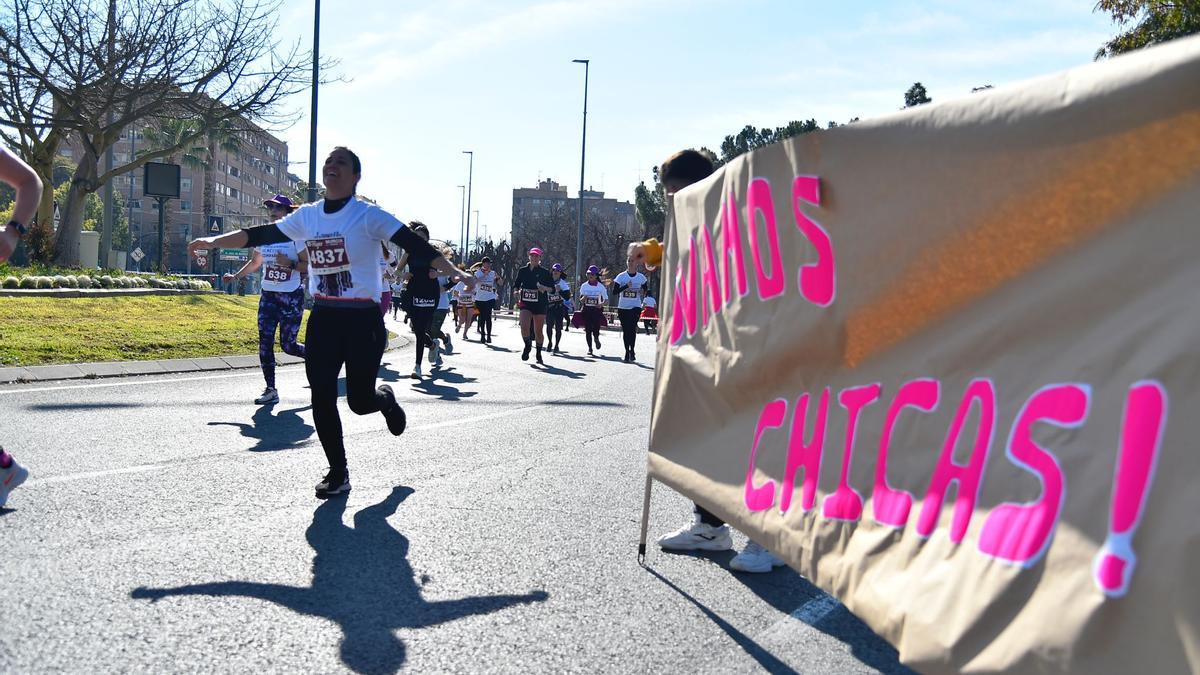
512, 246, 554, 364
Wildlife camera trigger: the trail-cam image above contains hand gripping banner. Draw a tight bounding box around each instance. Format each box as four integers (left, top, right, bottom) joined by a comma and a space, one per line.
647, 36, 1200, 673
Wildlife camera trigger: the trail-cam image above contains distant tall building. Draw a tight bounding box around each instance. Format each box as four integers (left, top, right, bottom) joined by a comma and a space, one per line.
510, 178, 637, 251
63, 120, 289, 271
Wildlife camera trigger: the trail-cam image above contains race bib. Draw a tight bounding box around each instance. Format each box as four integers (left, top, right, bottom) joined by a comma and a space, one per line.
583, 295, 602, 307
622, 289, 640, 299
305, 237, 351, 274
479, 283, 494, 293
263, 266, 291, 283
459, 294, 475, 306
521, 289, 539, 303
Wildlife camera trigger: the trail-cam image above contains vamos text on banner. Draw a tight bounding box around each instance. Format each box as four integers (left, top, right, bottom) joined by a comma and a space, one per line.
648, 36, 1200, 674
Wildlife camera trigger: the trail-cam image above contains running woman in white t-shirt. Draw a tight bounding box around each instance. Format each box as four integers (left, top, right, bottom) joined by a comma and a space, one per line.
612, 248, 649, 363
571, 265, 608, 356
189, 147, 474, 498
225, 194, 308, 404
454, 279, 477, 340
473, 256, 501, 343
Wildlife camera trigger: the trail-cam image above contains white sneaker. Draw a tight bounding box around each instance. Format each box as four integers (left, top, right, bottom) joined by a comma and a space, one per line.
0, 459, 29, 508
254, 387, 279, 404
729, 541, 786, 573
411, 364, 423, 379
657, 516, 734, 551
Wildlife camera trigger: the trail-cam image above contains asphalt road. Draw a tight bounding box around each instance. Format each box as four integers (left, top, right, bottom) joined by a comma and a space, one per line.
0, 313, 911, 674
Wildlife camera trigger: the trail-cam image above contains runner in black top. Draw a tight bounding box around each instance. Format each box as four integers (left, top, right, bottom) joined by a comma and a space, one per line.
546, 263, 571, 353
189, 147, 474, 498
396, 222, 451, 378
513, 247, 554, 364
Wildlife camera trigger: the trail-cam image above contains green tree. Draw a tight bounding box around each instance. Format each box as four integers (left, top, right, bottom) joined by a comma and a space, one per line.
634, 180, 666, 241
904, 82, 932, 107
1094, 0, 1200, 58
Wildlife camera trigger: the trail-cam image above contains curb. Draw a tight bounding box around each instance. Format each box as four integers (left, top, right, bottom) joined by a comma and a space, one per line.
0, 333, 412, 386
0, 289, 219, 298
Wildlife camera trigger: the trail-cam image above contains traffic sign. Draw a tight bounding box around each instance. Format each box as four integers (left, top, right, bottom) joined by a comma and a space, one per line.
130, 247, 145, 262
208, 216, 224, 235
218, 248, 249, 262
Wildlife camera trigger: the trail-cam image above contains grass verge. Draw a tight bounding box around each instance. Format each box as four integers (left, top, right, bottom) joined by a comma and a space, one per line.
0, 295, 308, 366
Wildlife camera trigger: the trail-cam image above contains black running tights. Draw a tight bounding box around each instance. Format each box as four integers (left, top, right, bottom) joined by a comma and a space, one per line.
306, 304, 389, 474
618, 308, 640, 353
476, 299, 495, 337
409, 305, 435, 365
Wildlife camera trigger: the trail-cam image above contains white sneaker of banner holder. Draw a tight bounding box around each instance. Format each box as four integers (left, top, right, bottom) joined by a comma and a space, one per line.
657, 517, 734, 551
729, 541, 786, 573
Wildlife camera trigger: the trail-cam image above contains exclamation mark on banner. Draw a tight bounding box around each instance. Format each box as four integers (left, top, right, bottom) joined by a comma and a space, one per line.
1093, 381, 1168, 598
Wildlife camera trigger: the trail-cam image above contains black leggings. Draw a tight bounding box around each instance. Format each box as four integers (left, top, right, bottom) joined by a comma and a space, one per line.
305, 304, 389, 473
618, 308, 640, 353
476, 299, 495, 337
547, 303, 566, 346
408, 304, 436, 365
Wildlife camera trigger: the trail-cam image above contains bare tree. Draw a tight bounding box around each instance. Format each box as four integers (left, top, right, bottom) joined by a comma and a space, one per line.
0, 0, 320, 265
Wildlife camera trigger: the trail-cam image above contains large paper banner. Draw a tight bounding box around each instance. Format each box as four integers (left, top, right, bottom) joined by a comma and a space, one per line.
649, 36, 1200, 674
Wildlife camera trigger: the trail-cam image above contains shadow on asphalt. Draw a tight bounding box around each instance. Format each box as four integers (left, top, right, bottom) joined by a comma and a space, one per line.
132, 486, 549, 674
25, 402, 143, 411
643, 566, 799, 674
207, 404, 315, 452
650, 551, 911, 674
531, 363, 585, 379
410, 371, 478, 401
542, 400, 629, 408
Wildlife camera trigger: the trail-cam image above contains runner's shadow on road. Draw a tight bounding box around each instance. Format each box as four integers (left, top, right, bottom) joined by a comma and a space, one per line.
207, 404, 315, 452
25, 402, 142, 411
131, 486, 548, 674
532, 363, 584, 379
411, 373, 477, 402
550, 353, 589, 362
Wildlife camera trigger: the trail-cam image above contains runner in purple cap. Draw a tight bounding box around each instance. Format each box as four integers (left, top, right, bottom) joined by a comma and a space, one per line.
545, 263, 571, 353
512, 247, 554, 364
224, 194, 307, 404
572, 265, 608, 356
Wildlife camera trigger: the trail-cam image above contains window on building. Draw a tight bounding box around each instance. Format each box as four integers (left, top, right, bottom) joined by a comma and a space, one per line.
129, 199, 142, 209
181, 178, 192, 192
180, 200, 192, 211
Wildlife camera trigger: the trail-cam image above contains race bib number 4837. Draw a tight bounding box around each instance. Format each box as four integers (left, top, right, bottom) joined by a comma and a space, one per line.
305, 237, 351, 274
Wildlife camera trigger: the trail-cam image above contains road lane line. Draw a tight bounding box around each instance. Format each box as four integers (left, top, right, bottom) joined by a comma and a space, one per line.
25, 402, 554, 486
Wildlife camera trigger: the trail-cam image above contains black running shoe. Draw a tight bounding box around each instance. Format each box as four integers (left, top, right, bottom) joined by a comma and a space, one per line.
316, 470, 350, 498
536, 352, 544, 365
376, 385, 407, 436
522, 343, 531, 361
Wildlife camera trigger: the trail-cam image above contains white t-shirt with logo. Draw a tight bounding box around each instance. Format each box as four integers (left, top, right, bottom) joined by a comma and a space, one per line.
474, 270, 498, 301
614, 271, 648, 310
257, 241, 304, 293
275, 198, 407, 303
577, 281, 608, 308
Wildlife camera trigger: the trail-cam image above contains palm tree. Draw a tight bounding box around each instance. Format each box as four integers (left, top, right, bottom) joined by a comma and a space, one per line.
139, 118, 209, 272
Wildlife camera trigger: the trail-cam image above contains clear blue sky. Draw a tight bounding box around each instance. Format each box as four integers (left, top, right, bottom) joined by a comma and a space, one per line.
269, 0, 1119, 246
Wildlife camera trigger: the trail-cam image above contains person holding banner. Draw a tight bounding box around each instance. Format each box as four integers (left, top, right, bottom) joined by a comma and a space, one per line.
653, 149, 785, 573
513, 247, 554, 364
224, 195, 308, 405
188, 147, 474, 498
612, 250, 649, 363
473, 256, 500, 343
0, 146, 43, 507
572, 265, 608, 356
546, 263, 571, 353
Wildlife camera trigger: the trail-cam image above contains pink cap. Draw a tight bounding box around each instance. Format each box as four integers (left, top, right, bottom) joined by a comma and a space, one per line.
528, 247, 543, 256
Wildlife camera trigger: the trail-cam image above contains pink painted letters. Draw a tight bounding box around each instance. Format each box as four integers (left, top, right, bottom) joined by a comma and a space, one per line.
791, 176, 835, 307
780, 389, 831, 513
916, 379, 997, 542
744, 398, 790, 511
823, 384, 882, 521
872, 379, 940, 528
979, 384, 1091, 566
745, 178, 785, 300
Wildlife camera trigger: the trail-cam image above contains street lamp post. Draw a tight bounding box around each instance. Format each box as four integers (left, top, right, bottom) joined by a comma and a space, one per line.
572, 58, 589, 296
472, 210, 480, 256
462, 150, 473, 263
306, 0, 321, 203
457, 184, 466, 262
